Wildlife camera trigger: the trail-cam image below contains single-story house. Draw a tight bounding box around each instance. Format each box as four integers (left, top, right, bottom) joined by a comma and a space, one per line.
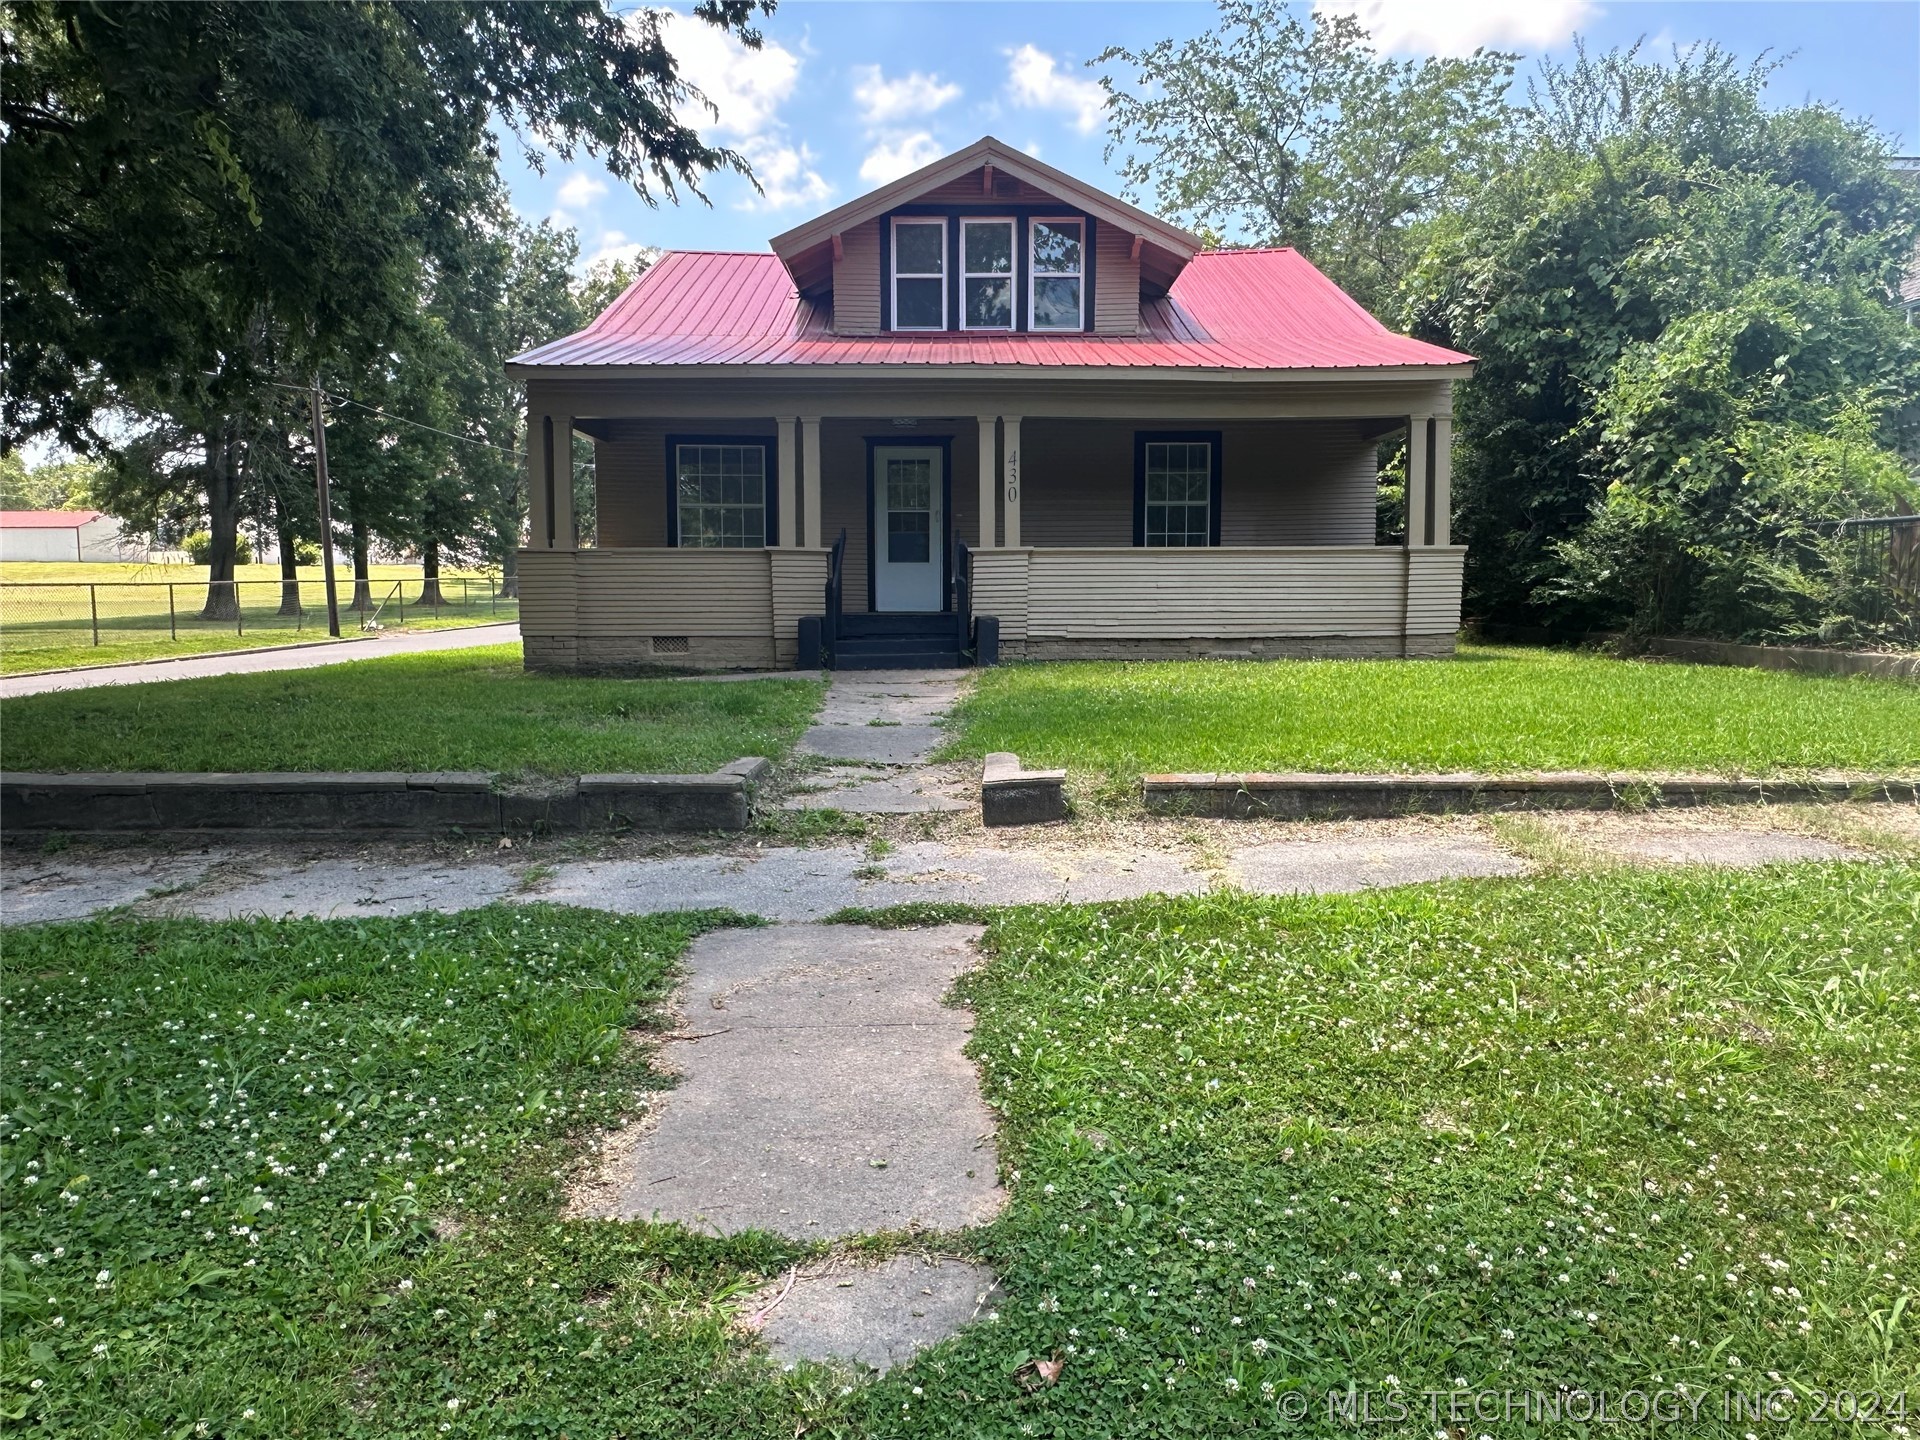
0, 509, 130, 563
508, 136, 1474, 671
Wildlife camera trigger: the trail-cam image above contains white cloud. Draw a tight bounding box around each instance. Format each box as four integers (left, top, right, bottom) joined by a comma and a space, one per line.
859, 131, 945, 185
645, 9, 831, 211
1005, 44, 1107, 135
740, 138, 834, 210
1023, 139, 1043, 159
1314, 0, 1595, 56
556, 171, 609, 212
852, 65, 962, 127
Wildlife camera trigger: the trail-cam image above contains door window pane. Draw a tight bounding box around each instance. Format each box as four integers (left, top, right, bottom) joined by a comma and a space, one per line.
886, 458, 934, 562
1143, 441, 1211, 546
676, 444, 767, 548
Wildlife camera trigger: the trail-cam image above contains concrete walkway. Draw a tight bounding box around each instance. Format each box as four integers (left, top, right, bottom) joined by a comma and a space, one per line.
786, 669, 973, 814
1, 621, 522, 698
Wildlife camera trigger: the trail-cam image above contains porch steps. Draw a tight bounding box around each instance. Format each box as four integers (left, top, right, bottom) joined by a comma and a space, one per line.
831, 613, 964, 670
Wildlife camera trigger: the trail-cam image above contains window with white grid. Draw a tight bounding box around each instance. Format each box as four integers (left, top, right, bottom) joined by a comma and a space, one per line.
1142, 440, 1212, 546
674, 444, 767, 547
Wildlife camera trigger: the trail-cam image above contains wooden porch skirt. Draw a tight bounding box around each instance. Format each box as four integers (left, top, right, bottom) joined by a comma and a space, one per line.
970, 546, 1466, 660
518, 547, 828, 672
517, 544, 1465, 672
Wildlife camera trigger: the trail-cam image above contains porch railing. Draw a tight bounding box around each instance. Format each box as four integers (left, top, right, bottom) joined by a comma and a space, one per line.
823, 527, 847, 657
952, 534, 972, 655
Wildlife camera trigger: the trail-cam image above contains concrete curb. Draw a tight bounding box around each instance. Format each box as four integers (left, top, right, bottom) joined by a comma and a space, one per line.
1141, 771, 1920, 820
0, 757, 771, 835
981, 752, 1067, 826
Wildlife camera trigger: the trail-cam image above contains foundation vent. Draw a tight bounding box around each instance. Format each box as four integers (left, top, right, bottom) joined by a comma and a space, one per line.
650, 635, 690, 655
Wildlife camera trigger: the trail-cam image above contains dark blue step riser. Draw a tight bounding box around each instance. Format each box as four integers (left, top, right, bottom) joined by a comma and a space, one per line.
837, 613, 958, 638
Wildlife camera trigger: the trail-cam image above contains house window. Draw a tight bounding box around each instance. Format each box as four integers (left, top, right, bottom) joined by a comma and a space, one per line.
1140, 438, 1215, 547
961, 218, 1014, 329
674, 442, 769, 547
1030, 218, 1084, 330
892, 218, 947, 330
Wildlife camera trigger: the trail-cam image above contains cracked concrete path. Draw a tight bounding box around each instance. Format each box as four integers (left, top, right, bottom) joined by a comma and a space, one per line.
788, 670, 971, 813
585, 923, 1005, 1240
750, 1255, 1000, 1372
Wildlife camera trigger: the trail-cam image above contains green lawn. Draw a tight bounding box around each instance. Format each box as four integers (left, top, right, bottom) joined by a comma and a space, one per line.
945, 645, 1920, 783
1, 563, 515, 674
0, 645, 823, 777
4, 866, 1914, 1436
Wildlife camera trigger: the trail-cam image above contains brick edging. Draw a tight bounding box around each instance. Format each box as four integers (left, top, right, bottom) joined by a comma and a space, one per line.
0, 757, 771, 835
1142, 771, 1920, 820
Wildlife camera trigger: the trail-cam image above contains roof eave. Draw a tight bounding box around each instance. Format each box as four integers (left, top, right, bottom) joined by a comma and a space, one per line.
508, 360, 1474, 382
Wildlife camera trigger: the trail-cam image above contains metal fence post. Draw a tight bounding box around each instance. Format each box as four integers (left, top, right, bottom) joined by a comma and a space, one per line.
235, 581, 243, 636
89, 584, 99, 646
168, 584, 177, 640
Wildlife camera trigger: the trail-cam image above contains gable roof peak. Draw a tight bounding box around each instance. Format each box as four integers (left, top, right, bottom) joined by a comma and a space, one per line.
768, 135, 1202, 288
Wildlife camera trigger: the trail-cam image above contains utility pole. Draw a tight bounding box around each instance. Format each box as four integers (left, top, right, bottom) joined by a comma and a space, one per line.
309, 378, 342, 638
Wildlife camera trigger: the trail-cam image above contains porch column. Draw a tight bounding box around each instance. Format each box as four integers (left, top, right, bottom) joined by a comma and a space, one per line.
1432, 414, 1453, 547
552, 415, 576, 548
976, 416, 998, 547
526, 409, 558, 549
776, 417, 799, 547
800, 415, 823, 548
1002, 415, 1023, 548
1405, 414, 1429, 548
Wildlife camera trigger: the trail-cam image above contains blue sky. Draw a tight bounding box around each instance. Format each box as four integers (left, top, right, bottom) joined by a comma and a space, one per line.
505, 0, 1920, 270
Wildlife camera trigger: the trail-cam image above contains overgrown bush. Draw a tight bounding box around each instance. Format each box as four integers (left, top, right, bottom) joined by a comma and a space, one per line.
182, 530, 253, 566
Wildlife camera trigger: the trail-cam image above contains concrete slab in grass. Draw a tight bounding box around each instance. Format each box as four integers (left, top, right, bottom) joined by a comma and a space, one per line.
1229, 833, 1529, 894
797, 724, 946, 766
179, 856, 520, 920
752, 1256, 1000, 1372
592, 923, 1005, 1239
0, 850, 231, 925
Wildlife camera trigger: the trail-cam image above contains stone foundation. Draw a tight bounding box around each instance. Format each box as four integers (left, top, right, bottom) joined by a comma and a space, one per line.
999, 633, 1457, 662
523, 633, 778, 674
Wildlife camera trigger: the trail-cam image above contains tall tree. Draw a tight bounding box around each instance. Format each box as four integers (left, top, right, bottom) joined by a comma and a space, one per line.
1096, 2, 1515, 312
2, 0, 769, 612
1407, 42, 1920, 640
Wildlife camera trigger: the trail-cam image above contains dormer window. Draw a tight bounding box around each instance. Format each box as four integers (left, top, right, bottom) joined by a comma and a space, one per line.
1030, 218, 1084, 330
892, 218, 946, 330
961, 218, 1014, 329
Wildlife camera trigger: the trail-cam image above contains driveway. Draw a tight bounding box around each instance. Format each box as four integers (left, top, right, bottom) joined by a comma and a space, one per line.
1, 621, 521, 698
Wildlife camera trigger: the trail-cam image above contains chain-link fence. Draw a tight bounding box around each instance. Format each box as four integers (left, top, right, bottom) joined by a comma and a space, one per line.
0, 577, 517, 656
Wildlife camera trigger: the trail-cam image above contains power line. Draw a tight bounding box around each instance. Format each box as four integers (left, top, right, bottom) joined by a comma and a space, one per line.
255, 377, 522, 458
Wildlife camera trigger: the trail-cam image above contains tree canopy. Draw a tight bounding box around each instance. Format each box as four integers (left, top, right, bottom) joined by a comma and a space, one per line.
1407, 42, 1920, 642
1096, 2, 1516, 311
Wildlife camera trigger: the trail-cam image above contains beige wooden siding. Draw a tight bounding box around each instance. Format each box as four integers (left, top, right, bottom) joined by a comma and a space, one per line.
1405, 547, 1466, 635
970, 549, 1031, 641
770, 549, 830, 663
1022, 548, 1413, 638
517, 549, 579, 635
831, 220, 882, 334
1021, 419, 1380, 548
517, 548, 775, 638
916, 171, 1064, 206
1093, 222, 1140, 334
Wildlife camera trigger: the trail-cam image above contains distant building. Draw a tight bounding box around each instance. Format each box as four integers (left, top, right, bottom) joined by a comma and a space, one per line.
0, 509, 134, 562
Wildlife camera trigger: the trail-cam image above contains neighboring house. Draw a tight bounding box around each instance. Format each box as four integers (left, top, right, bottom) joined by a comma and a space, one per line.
508, 136, 1475, 671
0, 509, 131, 563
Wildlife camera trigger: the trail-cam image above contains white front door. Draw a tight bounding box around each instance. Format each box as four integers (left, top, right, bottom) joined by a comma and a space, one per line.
872, 445, 945, 612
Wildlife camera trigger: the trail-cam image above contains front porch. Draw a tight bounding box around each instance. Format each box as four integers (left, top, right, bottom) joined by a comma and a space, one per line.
516, 386, 1464, 672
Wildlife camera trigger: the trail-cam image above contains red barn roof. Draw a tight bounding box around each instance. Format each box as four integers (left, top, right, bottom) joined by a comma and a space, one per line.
511, 248, 1472, 374
0, 510, 103, 528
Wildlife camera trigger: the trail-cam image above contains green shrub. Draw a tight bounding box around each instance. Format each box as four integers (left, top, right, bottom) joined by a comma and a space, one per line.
181, 529, 253, 565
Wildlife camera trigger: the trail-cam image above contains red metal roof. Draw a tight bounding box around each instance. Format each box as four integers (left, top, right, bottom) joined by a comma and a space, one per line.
0, 510, 103, 529
513, 248, 1472, 372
